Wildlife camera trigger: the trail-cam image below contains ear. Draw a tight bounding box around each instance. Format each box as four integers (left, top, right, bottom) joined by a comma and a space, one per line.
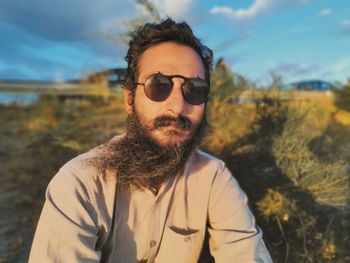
123, 89, 133, 114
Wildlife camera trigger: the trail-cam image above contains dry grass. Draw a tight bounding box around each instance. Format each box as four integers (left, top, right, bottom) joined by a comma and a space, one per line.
0, 95, 126, 263
0, 88, 349, 262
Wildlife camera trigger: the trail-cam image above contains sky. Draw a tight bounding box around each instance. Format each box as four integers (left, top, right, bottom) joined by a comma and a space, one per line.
0, 0, 349, 85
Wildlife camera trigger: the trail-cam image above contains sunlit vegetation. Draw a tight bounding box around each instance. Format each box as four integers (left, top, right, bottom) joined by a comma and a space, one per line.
203, 63, 350, 262
1, 64, 349, 262
0, 94, 126, 262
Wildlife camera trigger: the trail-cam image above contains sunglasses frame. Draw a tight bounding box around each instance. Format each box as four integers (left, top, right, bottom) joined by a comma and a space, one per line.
136, 72, 210, 105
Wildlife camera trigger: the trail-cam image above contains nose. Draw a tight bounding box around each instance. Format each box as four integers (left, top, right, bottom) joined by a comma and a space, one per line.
165, 79, 187, 115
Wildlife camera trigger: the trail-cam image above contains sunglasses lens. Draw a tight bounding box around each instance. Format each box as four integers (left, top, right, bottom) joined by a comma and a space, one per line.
183, 79, 209, 105
145, 74, 172, 102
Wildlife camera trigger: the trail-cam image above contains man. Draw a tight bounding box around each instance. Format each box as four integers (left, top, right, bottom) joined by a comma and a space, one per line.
29, 19, 272, 262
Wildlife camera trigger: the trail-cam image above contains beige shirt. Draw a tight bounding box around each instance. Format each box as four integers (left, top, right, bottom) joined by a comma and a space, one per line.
29, 145, 272, 263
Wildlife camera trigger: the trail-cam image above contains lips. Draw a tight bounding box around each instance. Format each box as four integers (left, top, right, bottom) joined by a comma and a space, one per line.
161, 126, 192, 138
160, 120, 185, 130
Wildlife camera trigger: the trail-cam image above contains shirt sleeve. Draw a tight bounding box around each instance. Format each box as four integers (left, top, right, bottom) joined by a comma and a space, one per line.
28, 163, 101, 263
207, 166, 272, 263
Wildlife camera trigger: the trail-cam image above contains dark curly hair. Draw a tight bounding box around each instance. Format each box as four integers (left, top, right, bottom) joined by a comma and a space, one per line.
124, 18, 213, 92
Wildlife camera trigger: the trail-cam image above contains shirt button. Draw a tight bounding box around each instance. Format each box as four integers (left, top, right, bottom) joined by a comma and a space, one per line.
184, 237, 191, 242
150, 240, 157, 247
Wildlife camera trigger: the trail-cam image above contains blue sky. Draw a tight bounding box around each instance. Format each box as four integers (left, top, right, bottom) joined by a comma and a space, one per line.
0, 0, 349, 84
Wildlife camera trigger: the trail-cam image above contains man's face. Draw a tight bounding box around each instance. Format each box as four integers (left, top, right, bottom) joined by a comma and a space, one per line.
125, 41, 206, 146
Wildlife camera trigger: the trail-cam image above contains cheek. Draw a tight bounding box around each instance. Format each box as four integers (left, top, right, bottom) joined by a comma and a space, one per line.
133, 88, 148, 112
133, 88, 161, 118
189, 105, 205, 126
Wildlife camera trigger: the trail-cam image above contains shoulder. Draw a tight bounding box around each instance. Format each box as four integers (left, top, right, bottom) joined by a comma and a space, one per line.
186, 149, 236, 189
191, 149, 242, 190
51, 145, 106, 189
46, 143, 117, 228
192, 149, 226, 171
47, 142, 116, 210
58, 134, 123, 177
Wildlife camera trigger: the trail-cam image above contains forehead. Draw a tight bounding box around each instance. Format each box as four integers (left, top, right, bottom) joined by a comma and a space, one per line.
137, 42, 205, 80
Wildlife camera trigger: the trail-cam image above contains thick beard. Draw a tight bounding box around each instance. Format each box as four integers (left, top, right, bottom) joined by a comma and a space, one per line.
92, 110, 206, 192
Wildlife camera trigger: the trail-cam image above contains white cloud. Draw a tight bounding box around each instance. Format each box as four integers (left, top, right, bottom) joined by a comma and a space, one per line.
274, 63, 319, 78
151, 0, 195, 20
210, 0, 276, 20
327, 57, 350, 83
338, 19, 350, 34
342, 19, 350, 26
54, 71, 64, 82
0, 0, 135, 41
333, 57, 350, 72
319, 9, 332, 16
210, 0, 314, 21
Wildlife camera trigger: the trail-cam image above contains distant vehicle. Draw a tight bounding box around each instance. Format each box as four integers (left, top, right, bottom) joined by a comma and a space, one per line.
285, 80, 337, 91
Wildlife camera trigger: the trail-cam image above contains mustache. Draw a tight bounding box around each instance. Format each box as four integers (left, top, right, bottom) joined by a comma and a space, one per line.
153, 115, 193, 131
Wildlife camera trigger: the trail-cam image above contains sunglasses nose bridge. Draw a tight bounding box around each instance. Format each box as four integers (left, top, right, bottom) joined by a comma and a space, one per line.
164, 78, 188, 114
170, 75, 188, 93
173, 77, 192, 102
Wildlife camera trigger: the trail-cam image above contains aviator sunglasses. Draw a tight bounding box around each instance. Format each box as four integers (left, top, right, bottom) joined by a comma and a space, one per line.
136, 72, 210, 105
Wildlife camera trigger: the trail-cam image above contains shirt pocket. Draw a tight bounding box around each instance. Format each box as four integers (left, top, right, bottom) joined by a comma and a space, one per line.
155, 226, 203, 263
